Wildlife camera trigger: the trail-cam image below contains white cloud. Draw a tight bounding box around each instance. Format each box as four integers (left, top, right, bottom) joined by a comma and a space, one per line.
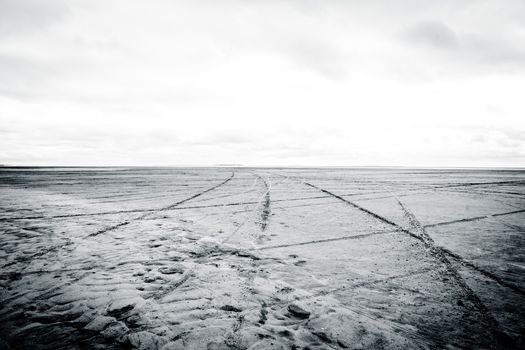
0, 0, 524, 166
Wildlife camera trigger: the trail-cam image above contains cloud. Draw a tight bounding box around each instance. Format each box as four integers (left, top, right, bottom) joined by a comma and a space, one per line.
402, 18, 525, 73
0, 0, 69, 37
0, 0, 524, 166
405, 20, 457, 48
463, 34, 525, 67
0, 52, 60, 99
275, 36, 349, 79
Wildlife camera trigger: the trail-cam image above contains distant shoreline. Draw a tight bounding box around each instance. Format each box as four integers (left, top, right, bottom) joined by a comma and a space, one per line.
0, 165, 524, 171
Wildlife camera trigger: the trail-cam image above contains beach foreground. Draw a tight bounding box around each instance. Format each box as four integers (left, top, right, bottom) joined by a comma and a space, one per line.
1, 167, 524, 349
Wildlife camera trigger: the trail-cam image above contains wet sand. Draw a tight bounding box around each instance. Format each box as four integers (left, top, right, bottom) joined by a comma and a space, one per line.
1, 167, 524, 349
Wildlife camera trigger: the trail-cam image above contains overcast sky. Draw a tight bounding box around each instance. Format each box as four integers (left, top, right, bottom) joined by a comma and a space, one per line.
1, 0, 524, 167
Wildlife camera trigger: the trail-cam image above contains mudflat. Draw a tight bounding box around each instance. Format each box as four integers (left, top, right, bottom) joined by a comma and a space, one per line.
1, 167, 524, 349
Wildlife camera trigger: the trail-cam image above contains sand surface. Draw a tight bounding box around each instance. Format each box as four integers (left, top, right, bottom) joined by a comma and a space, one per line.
1, 167, 524, 349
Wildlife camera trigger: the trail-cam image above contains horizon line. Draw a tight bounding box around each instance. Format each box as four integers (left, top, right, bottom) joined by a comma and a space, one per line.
1, 165, 524, 170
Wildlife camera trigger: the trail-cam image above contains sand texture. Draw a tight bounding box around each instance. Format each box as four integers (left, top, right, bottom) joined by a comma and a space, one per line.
1, 167, 524, 349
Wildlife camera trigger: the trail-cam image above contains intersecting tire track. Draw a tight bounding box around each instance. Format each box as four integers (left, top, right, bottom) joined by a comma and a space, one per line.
2, 177, 523, 220
2, 170, 523, 350
0, 194, 323, 221
220, 173, 278, 245
4, 200, 521, 224
218, 175, 270, 244
181, 174, 261, 205
438, 247, 525, 295
304, 181, 519, 347
5, 179, 521, 222
303, 183, 403, 228
305, 183, 525, 295
392, 195, 518, 346
88, 172, 234, 237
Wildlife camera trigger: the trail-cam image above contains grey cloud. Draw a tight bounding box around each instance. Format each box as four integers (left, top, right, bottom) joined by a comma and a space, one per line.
467, 126, 525, 151
470, 135, 487, 144
498, 129, 525, 144
405, 20, 457, 48
0, 52, 60, 99
0, 122, 183, 158
1, 0, 524, 166
462, 35, 525, 67
403, 19, 525, 72
0, 50, 94, 101
210, 1, 349, 79
0, 0, 69, 37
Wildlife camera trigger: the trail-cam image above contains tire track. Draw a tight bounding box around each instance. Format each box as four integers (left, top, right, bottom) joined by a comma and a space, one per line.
220, 174, 277, 245
306, 179, 519, 346
439, 247, 525, 296
88, 172, 234, 237
424, 209, 525, 228
439, 188, 523, 209
270, 200, 346, 211
390, 195, 517, 345
182, 175, 261, 205
255, 175, 271, 231
432, 179, 525, 189
306, 182, 525, 295
10, 182, 495, 221
152, 270, 193, 301
304, 182, 403, 229
253, 230, 398, 251
0, 194, 329, 221
441, 187, 525, 200
273, 267, 437, 308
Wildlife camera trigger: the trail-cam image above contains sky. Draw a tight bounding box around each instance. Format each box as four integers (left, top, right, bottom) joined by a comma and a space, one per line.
1, 0, 524, 167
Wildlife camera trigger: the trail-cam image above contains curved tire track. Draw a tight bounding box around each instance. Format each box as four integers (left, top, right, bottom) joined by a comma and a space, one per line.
88, 172, 234, 237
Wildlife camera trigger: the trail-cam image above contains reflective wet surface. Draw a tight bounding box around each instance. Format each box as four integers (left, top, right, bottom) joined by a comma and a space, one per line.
1, 167, 524, 349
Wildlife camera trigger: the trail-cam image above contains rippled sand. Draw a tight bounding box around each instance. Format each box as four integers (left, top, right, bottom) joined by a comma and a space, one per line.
1, 167, 524, 349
